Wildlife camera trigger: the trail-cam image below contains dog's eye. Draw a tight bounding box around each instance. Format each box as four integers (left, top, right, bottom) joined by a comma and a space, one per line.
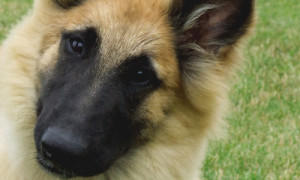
69, 38, 84, 54
125, 57, 159, 87
129, 67, 153, 86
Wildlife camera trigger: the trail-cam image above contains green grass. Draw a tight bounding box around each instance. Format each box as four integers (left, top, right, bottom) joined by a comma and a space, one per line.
0, 0, 33, 40
0, 0, 299, 179
203, 0, 300, 179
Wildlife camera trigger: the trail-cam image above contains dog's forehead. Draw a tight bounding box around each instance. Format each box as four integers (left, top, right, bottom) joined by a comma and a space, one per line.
64, 0, 176, 75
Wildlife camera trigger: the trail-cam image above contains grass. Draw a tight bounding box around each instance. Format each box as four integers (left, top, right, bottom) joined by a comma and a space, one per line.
0, 0, 299, 179
203, 0, 300, 179
0, 0, 33, 40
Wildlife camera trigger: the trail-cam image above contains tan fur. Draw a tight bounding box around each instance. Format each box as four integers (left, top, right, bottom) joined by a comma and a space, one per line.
0, 0, 254, 179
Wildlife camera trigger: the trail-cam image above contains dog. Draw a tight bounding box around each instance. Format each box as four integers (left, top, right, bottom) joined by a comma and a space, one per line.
0, 0, 255, 179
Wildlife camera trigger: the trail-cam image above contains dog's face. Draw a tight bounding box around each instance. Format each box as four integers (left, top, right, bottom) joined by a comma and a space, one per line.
35, 0, 180, 177
33, 0, 254, 178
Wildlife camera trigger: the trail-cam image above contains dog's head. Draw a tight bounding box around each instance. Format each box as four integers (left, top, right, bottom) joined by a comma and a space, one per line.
34, 0, 255, 177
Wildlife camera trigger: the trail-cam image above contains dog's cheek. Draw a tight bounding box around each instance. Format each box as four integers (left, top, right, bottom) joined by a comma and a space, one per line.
132, 89, 177, 141
38, 43, 60, 77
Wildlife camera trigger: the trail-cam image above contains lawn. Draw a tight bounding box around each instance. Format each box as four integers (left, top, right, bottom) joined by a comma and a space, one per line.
0, 0, 299, 179
0, 0, 32, 40
203, 0, 300, 179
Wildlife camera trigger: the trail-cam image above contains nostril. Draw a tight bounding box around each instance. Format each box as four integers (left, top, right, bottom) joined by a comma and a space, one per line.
41, 141, 54, 159
40, 128, 87, 165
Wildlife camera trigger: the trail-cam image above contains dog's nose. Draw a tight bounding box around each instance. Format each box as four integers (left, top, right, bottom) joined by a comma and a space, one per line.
41, 128, 87, 165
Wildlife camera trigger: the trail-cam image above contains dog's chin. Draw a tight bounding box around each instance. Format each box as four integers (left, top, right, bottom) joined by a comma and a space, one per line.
37, 154, 105, 178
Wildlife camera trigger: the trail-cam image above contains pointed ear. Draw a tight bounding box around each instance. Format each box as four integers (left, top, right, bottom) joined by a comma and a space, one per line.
170, 0, 255, 55
55, 0, 83, 8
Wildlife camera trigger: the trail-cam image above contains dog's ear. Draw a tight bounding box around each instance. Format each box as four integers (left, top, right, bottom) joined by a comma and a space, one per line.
170, 0, 255, 55
55, 0, 83, 8
167, 0, 255, 112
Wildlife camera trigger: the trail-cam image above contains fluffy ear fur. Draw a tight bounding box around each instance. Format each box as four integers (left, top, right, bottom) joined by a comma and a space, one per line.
169, 0, 255, 115
171, 0, 255, 55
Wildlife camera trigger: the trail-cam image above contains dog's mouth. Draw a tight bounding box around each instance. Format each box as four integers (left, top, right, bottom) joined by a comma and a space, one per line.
37, 152, 113, 178
37, 154, 76, 178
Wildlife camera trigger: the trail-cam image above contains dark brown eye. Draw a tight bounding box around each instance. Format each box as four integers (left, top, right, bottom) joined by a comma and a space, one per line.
128, 66, 155, 86
124, 55, 160, 87
70, 38, 84, 54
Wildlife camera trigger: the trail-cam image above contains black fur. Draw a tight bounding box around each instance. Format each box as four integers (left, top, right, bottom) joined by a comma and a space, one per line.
35, 28, 161, 177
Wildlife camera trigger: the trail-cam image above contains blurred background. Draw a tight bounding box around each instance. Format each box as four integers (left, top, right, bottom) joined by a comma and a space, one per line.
0, 0, 299, 179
